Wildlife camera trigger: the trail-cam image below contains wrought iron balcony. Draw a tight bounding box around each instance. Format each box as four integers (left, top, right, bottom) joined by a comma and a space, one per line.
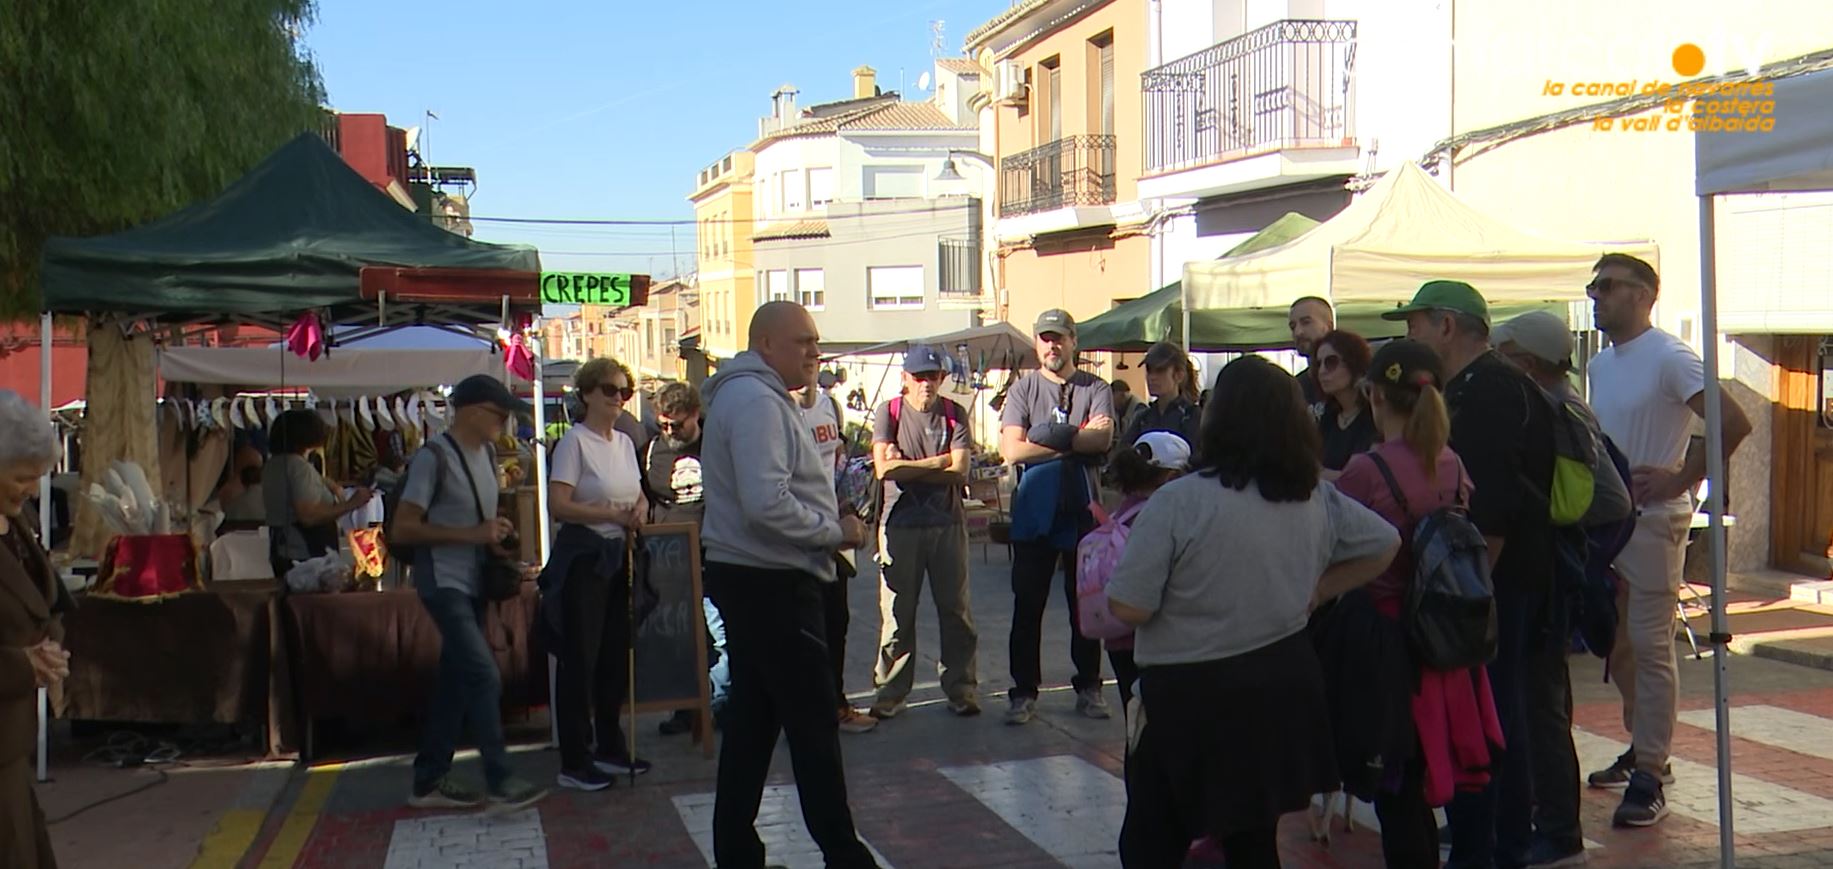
1143, 19, 1357, 176
999, 135, 1118, 218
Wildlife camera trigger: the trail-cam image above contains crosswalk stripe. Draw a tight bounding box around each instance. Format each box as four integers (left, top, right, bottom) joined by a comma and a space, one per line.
938, 755, 1127, 868
382, 809, 549, 869
1677, 705, 1833, 763
671, 787, 896, 869
1573, 728, 1833, 834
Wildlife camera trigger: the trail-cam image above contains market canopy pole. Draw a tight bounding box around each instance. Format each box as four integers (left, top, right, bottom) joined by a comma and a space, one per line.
1697, 193, 1737, 869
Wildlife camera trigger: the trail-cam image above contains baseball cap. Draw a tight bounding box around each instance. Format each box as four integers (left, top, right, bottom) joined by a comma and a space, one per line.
1034, 308, 1077, 337
450, 374, 532, 416
1368, 339, 1445, 390
1380, 280, 1491, 324
1133, 431, 1193, 471
1491, 310, 1573, 366
904, 345, 950, 375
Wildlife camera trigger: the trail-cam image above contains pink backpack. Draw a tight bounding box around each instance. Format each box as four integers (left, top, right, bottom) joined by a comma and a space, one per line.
1076, 499, 1146, 643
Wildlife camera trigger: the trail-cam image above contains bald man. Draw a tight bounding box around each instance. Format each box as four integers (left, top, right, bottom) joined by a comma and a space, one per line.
699, 302, 878, 869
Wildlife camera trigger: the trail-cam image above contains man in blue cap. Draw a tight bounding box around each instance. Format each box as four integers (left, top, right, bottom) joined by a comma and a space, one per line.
868, 345, 979, 720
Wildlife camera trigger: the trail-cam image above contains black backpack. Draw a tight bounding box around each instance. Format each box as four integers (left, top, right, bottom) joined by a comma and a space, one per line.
1366, 452, 1498, 671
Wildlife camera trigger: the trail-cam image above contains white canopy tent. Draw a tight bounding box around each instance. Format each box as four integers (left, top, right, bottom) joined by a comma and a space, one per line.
1183, 161, 1659, 312
1693, 64, 1833, 869
158, 346, 530, 395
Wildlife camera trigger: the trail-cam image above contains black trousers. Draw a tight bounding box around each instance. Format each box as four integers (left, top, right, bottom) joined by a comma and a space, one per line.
554, 548, 631, 770
705, 562, 877, 869
821, 570, 850, 707
1109, 647, 1139, 710
1373, 758, 1439, 869
1526, 581, 1584, 852
1008, 541, 1102, 700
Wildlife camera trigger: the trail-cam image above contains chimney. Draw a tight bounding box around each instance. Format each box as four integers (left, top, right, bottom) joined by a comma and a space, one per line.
852, 66, 878, 100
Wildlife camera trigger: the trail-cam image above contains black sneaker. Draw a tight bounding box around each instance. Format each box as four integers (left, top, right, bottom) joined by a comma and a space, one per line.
1587, 749, 1675, 789
1612, 769, 1670, 828
592, 751, 653, 776
557, 766, 614, 792
658, 710, 695, 736
486, 776, 550, 814
407, 776, 481, 809
1520, 837, 1588, 868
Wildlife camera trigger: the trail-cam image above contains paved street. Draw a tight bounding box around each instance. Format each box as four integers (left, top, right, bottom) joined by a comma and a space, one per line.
138, 549, 1830, 869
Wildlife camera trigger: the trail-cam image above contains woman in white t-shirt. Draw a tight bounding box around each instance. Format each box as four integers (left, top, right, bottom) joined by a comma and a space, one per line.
541, 358, 648, 791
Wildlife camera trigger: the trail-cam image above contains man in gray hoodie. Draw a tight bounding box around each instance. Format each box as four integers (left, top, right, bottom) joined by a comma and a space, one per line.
699, 301, 877, 869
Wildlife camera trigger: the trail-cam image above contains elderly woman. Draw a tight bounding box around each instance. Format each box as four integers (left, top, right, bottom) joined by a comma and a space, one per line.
263, 410, 373, 578
539, 358, 649, 792
1105, 357, 1399, 869
0, 390, 72, 868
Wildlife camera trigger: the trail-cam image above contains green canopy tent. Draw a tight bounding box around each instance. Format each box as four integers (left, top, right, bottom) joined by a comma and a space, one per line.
1077, 212, 1321, 351
41, 132, 543, 333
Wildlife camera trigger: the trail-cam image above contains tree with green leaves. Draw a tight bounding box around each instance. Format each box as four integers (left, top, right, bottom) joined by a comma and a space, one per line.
0, 0, 327, 319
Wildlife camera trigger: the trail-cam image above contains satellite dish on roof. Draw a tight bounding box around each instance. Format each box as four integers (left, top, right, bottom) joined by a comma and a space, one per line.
917, 72, 931, 92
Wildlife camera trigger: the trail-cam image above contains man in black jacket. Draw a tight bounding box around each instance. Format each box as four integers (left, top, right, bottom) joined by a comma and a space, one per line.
1388, 281, 1569, 869
643, 381, 724, 736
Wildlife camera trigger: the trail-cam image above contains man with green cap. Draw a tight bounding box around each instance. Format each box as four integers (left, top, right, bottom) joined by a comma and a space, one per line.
1385, 281, 1572, 869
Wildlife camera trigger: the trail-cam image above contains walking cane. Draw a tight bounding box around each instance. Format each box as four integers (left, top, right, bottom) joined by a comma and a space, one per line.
626, 532, 638, 787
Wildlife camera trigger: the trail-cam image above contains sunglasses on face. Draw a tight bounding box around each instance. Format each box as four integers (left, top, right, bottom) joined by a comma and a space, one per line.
1318, 354, 1344, 373
1586, 276, 1640, 295
596, 384, 635, 400
658, 416, 693, 431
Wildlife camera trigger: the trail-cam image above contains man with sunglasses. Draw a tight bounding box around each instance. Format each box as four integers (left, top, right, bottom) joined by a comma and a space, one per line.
868, 345, 978, 720
999, 309, 1115, 725
1583, 253, 1751, 829
644, 382, 728, 737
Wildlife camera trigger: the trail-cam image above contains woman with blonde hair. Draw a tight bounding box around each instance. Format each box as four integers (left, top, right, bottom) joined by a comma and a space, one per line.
538, 358, 650, 791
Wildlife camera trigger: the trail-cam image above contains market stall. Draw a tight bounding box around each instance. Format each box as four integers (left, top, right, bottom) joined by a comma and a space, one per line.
1180, 161, 1660, 336
1690, 62, 1833, 865
37, 132, 555, 762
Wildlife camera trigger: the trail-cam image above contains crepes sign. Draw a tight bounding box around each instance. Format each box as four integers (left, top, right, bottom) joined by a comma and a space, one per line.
540, 272, 638, 306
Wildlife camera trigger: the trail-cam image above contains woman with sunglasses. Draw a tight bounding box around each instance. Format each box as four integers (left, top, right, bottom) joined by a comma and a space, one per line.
1312, 330, 1378, 480
540, 357, 651, 791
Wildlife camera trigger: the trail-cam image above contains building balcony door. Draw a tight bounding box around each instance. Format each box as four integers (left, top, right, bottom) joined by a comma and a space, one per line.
1773, 336, 1833, 575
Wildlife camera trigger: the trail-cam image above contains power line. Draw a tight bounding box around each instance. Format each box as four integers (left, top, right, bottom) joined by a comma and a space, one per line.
461, 201, 977, 226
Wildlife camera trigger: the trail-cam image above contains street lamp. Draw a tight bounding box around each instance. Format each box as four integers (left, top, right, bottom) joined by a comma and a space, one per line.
933, 150, 994, 182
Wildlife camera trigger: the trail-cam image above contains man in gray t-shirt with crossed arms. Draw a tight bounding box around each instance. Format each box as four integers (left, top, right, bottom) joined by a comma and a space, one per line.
868, 345, 977, 721
999, 309, 1115, 726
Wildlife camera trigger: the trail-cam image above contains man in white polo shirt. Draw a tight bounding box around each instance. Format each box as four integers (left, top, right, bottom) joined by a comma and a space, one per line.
1583, 253, 1751, 829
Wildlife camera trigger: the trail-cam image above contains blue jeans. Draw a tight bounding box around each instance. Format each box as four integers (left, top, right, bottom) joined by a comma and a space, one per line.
413, 588, 512, 793
705, 596, 730, 713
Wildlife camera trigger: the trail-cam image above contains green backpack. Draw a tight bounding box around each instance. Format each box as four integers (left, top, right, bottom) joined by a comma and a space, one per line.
1544, 390, 1597, 527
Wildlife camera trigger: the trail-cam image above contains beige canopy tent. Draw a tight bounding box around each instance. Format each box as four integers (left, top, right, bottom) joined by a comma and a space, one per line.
1183, 161, 1660, 312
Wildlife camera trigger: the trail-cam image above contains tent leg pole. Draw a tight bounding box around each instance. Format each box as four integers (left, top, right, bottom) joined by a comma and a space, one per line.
1698, 194, 1736, 869
37, 310, 51, 785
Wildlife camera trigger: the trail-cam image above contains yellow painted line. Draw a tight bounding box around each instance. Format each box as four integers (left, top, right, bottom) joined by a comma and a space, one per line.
188, 808, 268, 869
255, 765, 343, 869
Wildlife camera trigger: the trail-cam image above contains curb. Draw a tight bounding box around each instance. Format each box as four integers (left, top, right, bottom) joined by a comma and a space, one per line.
1747, 640, 1833, 673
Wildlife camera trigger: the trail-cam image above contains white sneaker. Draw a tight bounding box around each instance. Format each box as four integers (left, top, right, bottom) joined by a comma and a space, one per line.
1076, 688, 1111, 719
1004, 696, 1037, 726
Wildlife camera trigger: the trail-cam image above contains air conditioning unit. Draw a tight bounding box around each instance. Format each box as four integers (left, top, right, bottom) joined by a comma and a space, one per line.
995, 59, 1028, 104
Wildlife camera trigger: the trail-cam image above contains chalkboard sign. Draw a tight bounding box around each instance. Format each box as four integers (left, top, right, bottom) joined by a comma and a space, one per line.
629, 522, 712, 754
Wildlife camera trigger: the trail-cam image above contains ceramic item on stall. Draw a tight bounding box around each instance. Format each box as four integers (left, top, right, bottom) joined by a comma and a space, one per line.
392, 397, 411, 432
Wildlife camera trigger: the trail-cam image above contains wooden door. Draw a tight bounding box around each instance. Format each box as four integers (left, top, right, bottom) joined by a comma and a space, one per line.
1773, 336, 1833, 575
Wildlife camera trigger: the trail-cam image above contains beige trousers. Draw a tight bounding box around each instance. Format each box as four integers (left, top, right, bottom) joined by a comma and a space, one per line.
1607, 510, 1691, 773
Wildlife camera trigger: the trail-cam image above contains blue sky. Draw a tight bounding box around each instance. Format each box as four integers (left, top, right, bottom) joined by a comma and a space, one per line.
306, 0, 1010, 280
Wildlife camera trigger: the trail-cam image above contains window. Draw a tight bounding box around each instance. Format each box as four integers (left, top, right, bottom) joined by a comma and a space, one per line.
1037, 56, 1061, 143
765, 269, 791, 303
863, 165, 923, 199
1090, 32, 1115, 136
795, 268, 825, 310
782, 169, 804, 212
868, 265, 925, 310
938, 238, 979, 302
808, 167, 834, 206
